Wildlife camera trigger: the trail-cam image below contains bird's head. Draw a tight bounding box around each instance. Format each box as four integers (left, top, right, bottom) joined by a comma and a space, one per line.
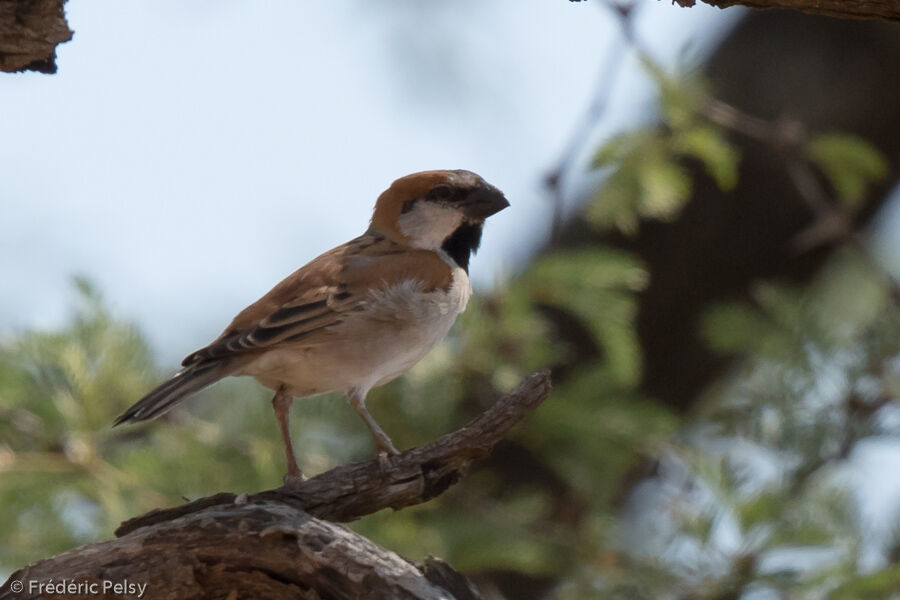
370, 170, 509, 270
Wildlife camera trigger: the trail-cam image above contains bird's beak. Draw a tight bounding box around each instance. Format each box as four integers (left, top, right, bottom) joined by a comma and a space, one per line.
462, 186, 510, 220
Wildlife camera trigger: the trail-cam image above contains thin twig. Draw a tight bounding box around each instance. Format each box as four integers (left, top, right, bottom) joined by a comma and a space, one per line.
544, 1, 638, 241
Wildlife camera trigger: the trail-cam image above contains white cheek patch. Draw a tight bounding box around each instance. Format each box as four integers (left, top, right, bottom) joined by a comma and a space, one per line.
397, 202, 464, 249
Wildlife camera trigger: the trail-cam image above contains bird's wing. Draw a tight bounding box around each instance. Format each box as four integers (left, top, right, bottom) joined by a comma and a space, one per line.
181, 232, 453, 366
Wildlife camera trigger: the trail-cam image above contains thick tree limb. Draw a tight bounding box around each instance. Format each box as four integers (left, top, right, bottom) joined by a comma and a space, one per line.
1, 372, 551, 600
671, 0, 900, 23
0, 0, 72, 73
117, 371, 551, 534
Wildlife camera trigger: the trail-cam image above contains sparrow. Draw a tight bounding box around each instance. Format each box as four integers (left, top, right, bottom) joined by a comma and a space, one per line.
114, 169, 509, 480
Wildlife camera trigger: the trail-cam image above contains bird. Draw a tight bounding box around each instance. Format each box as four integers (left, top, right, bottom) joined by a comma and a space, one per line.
114, 169, 509, 481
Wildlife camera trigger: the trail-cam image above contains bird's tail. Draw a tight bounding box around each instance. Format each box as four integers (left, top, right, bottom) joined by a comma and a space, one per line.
113, 361, 231, 425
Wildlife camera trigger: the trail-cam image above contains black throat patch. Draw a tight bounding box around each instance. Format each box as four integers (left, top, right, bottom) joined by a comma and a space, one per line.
441, 222, 484, 272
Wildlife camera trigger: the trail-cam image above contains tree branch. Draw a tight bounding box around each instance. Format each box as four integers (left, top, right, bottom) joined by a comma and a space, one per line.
670, 0, 900, 24
0, 0, 72, 74
1, 372, 551, 600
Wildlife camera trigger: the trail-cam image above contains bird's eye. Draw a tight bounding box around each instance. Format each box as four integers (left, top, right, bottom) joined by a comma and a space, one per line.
401, 199, 416, 214
427, 185, 453, 201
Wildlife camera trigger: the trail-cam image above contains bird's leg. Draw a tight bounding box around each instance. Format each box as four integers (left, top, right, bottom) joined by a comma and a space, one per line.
271, 386, 303, 484
347, 389, 399, 455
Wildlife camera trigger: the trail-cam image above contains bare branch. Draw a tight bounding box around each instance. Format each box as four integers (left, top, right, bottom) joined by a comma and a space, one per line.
3, 503, 460, 600
544, 2, 638, 241
117, 371, 551, 535
1, 372, 552, 600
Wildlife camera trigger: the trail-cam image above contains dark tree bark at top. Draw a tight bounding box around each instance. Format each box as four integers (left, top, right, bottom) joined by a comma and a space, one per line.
0, 0, 71, 73
1, 0, 899, 76
673, 0, 900, 23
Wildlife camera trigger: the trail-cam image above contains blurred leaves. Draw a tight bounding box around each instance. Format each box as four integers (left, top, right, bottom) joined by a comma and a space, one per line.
673, 125, 740, 191
522, 248, 648, 386
808, 133, 889, 209
0, 279, 160, 567
0, 280, 372, 571
829, 565, 900, 600
591, 130, 694, 232
605, 247, 900, 599
588, 58, 739, 234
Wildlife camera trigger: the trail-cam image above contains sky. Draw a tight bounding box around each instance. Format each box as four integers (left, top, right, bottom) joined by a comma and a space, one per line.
0, 0, 739, 361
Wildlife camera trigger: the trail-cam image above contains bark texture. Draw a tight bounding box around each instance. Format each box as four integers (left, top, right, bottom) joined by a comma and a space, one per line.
0, 0, 71, 73
0, 372, 551, 600
672, 0, 900, 22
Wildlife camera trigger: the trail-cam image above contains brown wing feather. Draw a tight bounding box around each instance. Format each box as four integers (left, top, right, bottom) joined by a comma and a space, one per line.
181, 231, 452, 366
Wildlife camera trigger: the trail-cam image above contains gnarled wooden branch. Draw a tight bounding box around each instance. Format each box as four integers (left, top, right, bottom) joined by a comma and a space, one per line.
0, 0, 72, 73
670, 0, 900, 23
0, 371, 551, 600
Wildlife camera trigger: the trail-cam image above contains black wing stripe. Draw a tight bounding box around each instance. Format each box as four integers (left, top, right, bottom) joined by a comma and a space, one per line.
180, 283, 371, 364
262, 300, 329, 327
248, 312, 340, 345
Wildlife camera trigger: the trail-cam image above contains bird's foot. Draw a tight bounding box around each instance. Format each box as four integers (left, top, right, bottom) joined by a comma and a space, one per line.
376, 449, 394, 470
282, 472, 306, 486
374, 434, 399, 457
375, 438, 401, 473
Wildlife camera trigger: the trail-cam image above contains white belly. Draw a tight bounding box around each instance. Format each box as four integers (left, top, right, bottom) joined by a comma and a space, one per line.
239, 267, 471, 397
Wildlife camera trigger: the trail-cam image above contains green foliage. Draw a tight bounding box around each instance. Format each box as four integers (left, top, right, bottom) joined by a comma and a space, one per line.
522, 249, 648, 386
588, 58, 740, 234
829, 565, 900, 600
0, 280, 160, 567
591, 130, 694, 233
580, 65, 898, 599
808, 133, 889, 209
595, 249, 900, 599
0, 280, 385, 573
673, 124, 740, 191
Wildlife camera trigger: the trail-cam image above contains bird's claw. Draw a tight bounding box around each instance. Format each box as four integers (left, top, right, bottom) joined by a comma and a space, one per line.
377, 442, 399, 456
283, 472, 306, 486
376, 439, 400, 466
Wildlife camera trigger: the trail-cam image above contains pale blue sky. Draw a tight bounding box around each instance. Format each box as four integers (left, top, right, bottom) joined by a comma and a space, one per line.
1, 0, 736, 359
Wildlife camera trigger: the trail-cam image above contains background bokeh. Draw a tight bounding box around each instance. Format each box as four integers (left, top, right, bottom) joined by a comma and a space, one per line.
3, 2, 900, 598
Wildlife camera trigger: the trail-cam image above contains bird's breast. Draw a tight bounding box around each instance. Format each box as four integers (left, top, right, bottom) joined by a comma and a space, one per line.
363, 266, 471, 322
241, 266, 471, 396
